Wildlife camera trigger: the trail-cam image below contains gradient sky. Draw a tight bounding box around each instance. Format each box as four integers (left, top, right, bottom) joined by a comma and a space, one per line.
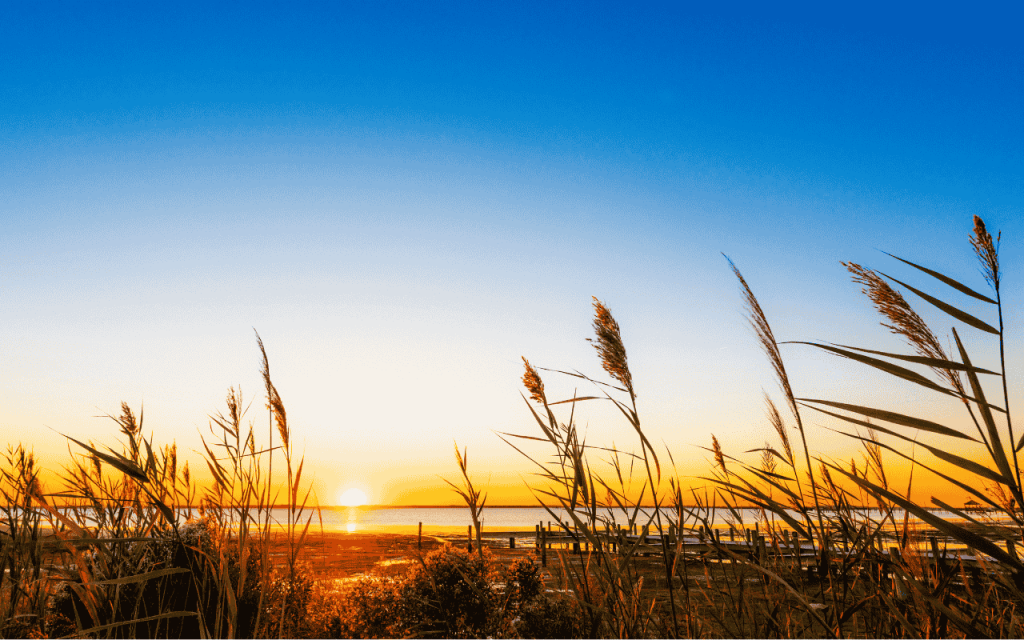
3, 2, 1022, 506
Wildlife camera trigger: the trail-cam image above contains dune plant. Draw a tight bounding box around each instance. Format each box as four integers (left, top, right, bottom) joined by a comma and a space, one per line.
504, 298, 707, 637
712, 215, 1024, 637
0, 333, 321, 638
443, 442, 487, 558
501, 217, 1022, 638
0, 445, 50, 637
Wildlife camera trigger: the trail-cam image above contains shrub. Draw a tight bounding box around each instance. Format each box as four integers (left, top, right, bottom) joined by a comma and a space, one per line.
328, 576, 405, 638
514, 592, 585, 639
398, 544, 496, 638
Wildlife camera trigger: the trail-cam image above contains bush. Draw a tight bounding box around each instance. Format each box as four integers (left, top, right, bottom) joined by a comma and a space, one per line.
514, 592, 585, 639
398, 545, 496, 638
328, 576, 405, 638
323, 546, 586, 639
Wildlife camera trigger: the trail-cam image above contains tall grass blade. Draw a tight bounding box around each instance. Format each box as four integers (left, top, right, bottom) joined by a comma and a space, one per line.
830, 462, 1023, 569
87, 567, 191, 587
831, 426, 1003, 509
797, 398, 975, 440
879, 271, 999, 334
820, 342, 998, 375
883, 252, 997, 304
808, 404, 1002, 483
952, 327, 1016, 489
64, 611, 201, 639
61, 434, 148, 482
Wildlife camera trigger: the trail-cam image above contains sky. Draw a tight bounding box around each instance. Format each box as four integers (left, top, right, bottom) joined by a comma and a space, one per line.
2, 2, 1022, 507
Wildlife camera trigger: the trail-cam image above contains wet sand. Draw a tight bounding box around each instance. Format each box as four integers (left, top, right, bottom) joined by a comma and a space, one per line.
275, 531, 535, 581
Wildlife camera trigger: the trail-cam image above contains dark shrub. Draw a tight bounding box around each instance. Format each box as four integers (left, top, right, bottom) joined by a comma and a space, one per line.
399, 545, 495, 638
502, 556, 543, 610
514, 593, 585, 639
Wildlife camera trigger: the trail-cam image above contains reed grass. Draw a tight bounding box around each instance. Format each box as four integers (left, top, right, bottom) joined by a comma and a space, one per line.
496, 214, 1024, 638
0, 335, 321, 638
2, 214, 1021, 638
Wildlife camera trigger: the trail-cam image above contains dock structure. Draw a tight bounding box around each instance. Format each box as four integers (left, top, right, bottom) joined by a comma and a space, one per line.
472, 524, 1009, 577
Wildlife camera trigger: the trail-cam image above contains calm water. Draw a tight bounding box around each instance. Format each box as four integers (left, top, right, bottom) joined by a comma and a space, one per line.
262, 506, 983, 535
39, 505, 996, 536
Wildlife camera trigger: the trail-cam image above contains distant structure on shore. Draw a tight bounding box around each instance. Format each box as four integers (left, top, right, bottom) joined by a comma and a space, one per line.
964, 499, 983, 511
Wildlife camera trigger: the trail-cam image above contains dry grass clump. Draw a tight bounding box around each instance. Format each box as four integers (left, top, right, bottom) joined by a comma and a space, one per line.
0, 334, 322, 638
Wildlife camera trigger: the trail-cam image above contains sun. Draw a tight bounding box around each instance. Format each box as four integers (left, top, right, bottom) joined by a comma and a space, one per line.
337, 487, 369, 507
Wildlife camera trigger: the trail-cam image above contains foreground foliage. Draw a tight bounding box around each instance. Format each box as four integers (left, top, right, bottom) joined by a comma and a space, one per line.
2, 215, 1020, 637
502, 215, 1024, 637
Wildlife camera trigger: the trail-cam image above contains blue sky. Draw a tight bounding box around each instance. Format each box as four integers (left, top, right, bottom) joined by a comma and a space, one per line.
3, 2, 1021, 504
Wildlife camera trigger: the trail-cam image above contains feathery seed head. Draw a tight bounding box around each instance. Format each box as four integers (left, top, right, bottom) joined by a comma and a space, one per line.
764, 393, 794, 467
819, 462, 836, 493
970, 215, 1000, 291
256, 331, 289, 451
711, 435, 727, 475
726, 258, 801, 422
844, 261, 964, 394
761, 443, 777, 475
588, 297, 634, 396
521, 357, 546, 405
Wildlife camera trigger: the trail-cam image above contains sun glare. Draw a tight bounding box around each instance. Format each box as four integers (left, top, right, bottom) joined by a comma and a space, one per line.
338, 488, 369, 507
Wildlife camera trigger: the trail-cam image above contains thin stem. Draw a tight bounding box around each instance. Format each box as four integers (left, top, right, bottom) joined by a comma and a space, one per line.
628, 393, 681, 639
997, 289, 1020, 493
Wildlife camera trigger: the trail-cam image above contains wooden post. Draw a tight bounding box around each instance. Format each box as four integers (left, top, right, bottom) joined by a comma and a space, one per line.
730, 527, 735, 542
510, 536, 516, 549
468, 525, 473, 553
418, 522, 422, 550
541, 526, 547, 566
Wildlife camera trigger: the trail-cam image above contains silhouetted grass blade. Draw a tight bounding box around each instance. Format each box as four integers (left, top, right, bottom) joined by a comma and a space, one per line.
879, 271, 999, 334
797, 398, 975, 440
62, 434, 148, 483
952, 327, 1015, 488
830, 462, 1023, 569
821, 342, 998, 375
883, 252, 997, 304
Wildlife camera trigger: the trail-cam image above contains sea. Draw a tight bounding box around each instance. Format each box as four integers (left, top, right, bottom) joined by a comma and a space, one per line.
255, 505, 985, 535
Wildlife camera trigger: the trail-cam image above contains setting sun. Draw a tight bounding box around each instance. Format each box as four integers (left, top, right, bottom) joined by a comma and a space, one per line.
337, 488, 369, 507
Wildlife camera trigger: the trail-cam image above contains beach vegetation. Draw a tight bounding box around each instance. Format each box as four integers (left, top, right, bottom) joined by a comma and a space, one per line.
1, 214, 1020, 637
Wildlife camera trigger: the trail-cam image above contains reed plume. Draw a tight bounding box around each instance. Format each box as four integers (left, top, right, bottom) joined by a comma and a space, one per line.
844, 261, 968, 396
971, 215, 1000, 292
765, 393, 794, 468
711, 435, 727, 476
588, 297, 634, 399
726, 255, 822, 540
257, 334, 289, 451
521, 357, 546, 405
